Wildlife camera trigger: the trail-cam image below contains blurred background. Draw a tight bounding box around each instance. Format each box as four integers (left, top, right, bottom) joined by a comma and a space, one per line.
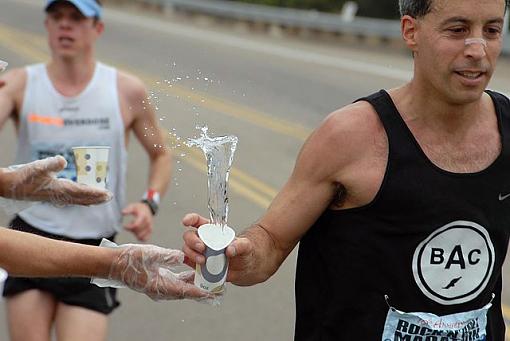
0, 0, 509, 339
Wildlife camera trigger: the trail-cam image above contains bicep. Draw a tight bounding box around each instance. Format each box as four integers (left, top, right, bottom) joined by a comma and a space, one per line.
0, 88, 15, 129
0, 69, 25, 129
258, 133, 341, 253
127, 85, 167, 158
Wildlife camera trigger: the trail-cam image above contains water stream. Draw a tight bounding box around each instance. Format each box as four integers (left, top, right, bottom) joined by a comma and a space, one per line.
187, 126, 238, 228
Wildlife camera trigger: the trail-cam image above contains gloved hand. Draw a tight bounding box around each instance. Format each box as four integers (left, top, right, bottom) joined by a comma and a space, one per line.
0, 156, 112, 206
108, 243, 217, 303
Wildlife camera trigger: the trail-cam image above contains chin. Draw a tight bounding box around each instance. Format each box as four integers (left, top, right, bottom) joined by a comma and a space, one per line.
448, 89, 486, 105
56, 51, 77, 60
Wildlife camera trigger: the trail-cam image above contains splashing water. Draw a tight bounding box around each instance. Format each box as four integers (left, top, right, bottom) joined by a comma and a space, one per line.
0, 60, 8, 72
187, 126, 238, 228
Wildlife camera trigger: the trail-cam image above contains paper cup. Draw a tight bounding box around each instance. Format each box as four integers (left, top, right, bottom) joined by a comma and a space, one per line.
72, 146, 110, 189
194, 223, 235, 293
0, 268, 8, 297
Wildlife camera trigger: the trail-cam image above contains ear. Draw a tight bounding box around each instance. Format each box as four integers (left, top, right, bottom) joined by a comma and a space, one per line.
95, 20, 105, 36
401, 15, 418, 53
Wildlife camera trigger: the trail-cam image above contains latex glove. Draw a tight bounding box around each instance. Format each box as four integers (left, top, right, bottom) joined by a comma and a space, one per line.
1, 156, 112, 206
107, 243, 215, 302
122, 202, 153, 241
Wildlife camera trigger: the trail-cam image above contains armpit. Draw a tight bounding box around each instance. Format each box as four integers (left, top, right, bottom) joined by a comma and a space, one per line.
329, 182, 347, 209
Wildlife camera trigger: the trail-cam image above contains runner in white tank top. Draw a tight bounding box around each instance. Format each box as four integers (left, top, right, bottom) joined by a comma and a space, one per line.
0, 1, 172, 340
17, 62, 126, 239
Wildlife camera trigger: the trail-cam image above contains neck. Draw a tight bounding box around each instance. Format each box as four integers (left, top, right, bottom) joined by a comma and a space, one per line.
46, 55, 97, 97
47, 55, 96, 87
392, 80, 487, 133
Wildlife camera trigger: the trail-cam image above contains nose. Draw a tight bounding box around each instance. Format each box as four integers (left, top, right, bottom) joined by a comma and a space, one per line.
464, 38, 487, 58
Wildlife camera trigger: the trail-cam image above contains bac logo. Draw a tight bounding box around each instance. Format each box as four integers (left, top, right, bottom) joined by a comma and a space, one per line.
412, 221, 495, 305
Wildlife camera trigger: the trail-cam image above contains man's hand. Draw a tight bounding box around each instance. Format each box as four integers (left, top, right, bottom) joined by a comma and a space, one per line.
1, 156, 112, 206
122, 202, 154, 241
182, 213, 259, 286
108, 243, 214, 302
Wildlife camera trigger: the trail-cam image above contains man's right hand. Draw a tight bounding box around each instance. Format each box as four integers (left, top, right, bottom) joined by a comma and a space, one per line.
181, 213, 260, 286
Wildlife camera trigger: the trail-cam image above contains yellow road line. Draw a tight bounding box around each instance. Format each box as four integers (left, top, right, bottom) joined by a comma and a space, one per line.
0, 23, 312, 141
0, 23, 276, 208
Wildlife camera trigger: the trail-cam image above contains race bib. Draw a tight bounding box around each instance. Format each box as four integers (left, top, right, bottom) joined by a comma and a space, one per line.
31, 142, 76, 180
382, 300, 491, 341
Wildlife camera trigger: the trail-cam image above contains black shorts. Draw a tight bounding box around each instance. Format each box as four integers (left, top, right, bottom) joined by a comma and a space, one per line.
2, 216, 120, 315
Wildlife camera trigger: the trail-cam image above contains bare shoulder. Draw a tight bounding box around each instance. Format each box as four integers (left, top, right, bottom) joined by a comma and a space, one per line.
309, 100, 384, 161
116, 70, 147, 104
296, 100, 385, 183
0, 68, 27, 95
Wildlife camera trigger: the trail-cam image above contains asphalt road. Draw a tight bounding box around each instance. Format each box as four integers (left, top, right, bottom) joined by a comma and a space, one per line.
1, 0, 510, 340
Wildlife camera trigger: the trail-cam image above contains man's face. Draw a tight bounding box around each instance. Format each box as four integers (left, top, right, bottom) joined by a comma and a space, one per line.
411, 0, 505, 104
45, 2, 103, 59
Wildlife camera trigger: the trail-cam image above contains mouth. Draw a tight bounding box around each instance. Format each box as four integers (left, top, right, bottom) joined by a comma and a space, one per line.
454, 70, 486, 82
58, 37, 75, 44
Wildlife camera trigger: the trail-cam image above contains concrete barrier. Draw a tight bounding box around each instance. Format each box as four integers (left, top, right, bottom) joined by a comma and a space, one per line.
105, 0, 510, 55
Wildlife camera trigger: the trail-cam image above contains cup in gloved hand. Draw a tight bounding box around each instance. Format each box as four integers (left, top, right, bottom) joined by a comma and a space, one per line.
73, 146, 110, 189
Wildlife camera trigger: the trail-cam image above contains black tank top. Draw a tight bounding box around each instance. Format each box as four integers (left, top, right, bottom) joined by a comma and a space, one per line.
295, 90, 510, 340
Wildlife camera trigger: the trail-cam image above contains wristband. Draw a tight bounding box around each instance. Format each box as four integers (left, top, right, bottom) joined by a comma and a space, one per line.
141, 189, 160, 216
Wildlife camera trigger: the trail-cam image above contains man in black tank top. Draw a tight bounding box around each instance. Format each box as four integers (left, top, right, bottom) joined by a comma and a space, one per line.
183, 0, 510, 340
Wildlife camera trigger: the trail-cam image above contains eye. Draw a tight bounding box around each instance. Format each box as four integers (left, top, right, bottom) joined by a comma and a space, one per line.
449, 28, 466, 33
484, 27, 502, 39
49, 12, 62, 20
71, 13, 83, 22
446, 27, 468, 37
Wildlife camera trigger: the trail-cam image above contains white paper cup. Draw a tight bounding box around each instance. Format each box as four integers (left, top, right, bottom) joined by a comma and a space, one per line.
194, 223, 235, 293
72, 146, 110, 189
0, 268, 8, 297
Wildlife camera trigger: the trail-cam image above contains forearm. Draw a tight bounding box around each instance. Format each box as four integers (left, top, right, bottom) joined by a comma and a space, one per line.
0, 227, 118, 278
239, 223, 293, 284
147, 148, 172, 196
0, 168, 9, 198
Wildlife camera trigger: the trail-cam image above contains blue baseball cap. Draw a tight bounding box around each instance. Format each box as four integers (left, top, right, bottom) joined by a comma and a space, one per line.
45, 0, 102, 18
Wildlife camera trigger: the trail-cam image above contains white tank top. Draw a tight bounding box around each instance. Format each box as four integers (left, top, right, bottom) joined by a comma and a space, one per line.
16, 63, 127, 239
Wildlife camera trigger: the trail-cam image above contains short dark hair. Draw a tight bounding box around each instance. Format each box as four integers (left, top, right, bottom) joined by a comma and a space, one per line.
399, 0, 508, 18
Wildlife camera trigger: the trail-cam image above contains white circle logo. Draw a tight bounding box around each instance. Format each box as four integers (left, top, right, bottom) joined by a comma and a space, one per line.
412, 220, 495, 305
